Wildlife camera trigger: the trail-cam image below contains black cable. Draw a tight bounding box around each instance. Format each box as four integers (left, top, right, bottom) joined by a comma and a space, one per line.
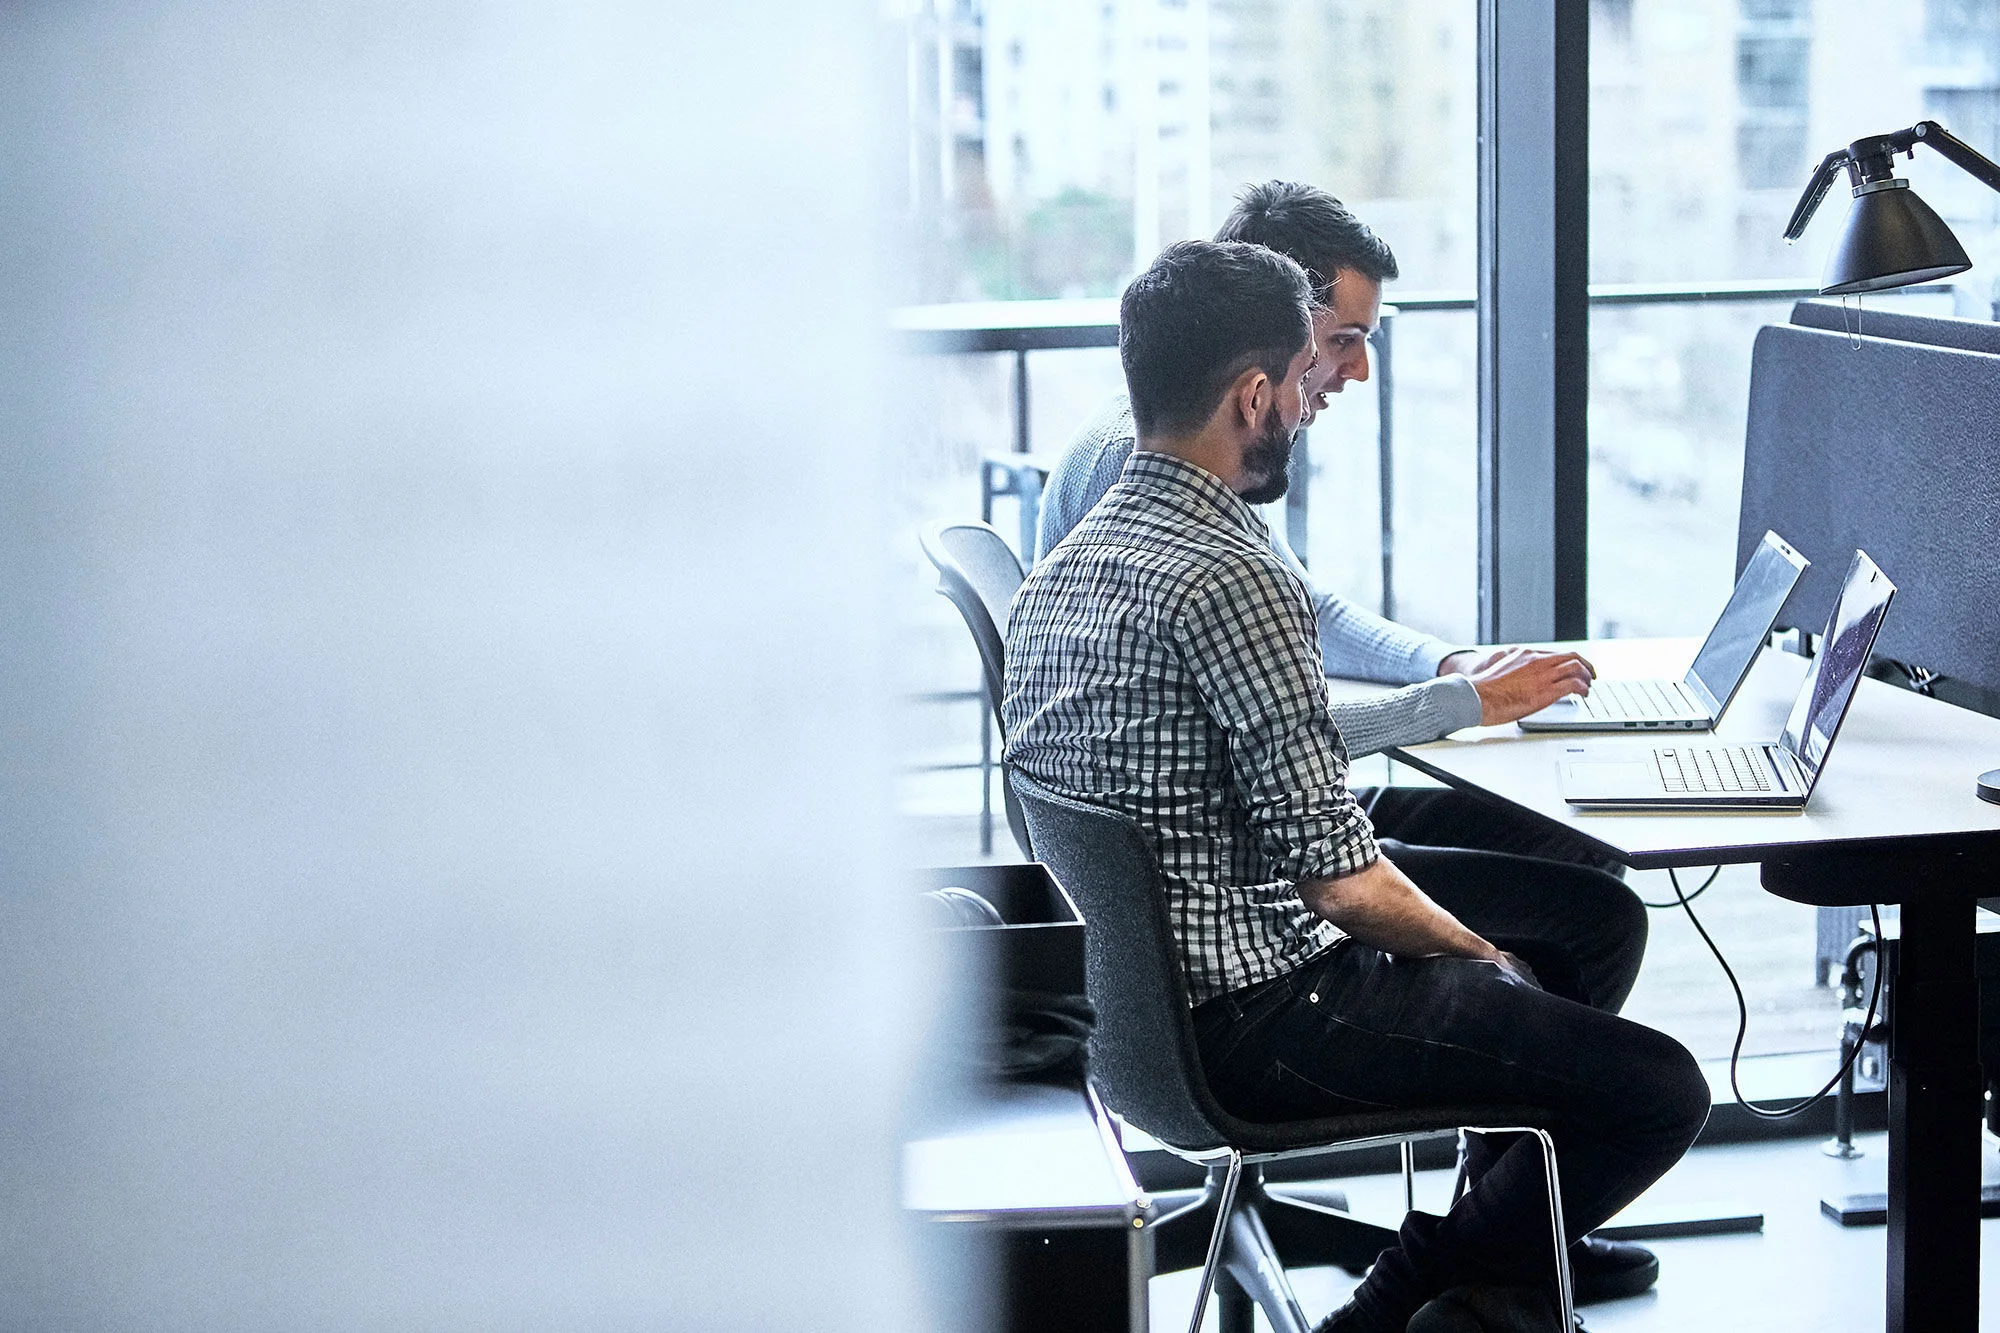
1639, 864, 1720, 910
1668, 867, 1885, 1120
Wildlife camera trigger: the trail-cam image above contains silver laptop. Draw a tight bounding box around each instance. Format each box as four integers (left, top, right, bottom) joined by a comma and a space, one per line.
1558, 549, 1895, 810
1520, 530, 1810, 732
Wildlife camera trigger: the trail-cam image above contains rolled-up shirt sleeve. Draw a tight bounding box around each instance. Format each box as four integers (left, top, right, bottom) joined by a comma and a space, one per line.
1174, 558, 1379, 883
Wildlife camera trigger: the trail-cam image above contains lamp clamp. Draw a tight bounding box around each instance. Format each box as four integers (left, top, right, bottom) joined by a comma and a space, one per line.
1783, 121, 2000, 244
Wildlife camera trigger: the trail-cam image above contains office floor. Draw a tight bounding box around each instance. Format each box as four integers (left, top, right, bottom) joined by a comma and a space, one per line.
1146, 1130, 2000, 1331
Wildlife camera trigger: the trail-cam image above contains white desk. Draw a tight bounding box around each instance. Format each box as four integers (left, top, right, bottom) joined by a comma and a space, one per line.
1332, 637, 2000, 870
905, 1080, 1152, 1332
1335, 639, 2000, 1331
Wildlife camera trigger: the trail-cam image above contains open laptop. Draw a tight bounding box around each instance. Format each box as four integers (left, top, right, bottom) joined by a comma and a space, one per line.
1520, 530, 1810, 732
1558, 549, 1895, 810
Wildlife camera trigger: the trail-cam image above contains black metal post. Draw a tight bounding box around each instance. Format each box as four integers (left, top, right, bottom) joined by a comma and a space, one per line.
1011, 348, 1030, 454
1476, 0, 1589, 643
1885, 884, 1983, 1331
977, 701, 993, 857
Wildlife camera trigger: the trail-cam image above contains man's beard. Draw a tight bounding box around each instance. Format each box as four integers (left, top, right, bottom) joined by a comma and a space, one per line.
1238, 402, 1298, 506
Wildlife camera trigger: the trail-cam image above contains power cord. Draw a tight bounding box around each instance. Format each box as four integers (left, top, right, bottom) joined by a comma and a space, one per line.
1665, 866, 1885, 1119
1638, 864, 1721, 910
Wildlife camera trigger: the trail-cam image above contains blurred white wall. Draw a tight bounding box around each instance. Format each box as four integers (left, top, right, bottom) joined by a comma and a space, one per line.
0, 2, 912, 1326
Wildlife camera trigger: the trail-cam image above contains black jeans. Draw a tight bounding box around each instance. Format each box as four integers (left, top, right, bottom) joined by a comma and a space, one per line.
1376, 838, 1648, 1016
1357, 784, 1628, 878
1191, 854, 1706, 1327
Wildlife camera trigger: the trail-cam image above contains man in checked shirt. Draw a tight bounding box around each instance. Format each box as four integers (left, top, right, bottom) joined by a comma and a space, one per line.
1003, 241, 1708, 1332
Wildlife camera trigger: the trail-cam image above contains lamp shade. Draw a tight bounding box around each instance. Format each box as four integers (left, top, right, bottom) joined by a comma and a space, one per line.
1821, 181, 1973, 294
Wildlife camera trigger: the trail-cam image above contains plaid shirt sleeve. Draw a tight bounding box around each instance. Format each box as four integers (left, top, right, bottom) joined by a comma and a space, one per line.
1173, 556, 1379, 883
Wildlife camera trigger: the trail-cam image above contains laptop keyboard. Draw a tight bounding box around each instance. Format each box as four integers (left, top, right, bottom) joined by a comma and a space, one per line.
1655, 745, 1773, 794
1575, 678, 1688, 721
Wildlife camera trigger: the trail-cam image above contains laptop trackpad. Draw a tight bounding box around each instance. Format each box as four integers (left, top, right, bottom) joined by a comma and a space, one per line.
1562, 759, 1654, 800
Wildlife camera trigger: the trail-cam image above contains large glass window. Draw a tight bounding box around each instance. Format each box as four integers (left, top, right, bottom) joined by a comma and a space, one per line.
892, 0, 1482, 854
1586, 0, 1986, 643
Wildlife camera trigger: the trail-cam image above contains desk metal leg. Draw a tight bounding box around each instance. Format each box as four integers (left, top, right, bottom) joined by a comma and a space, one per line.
1886, 886, 1983, 1332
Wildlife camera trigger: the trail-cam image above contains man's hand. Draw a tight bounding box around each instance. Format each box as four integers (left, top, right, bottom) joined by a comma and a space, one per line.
1441, 646, 1596, 726
1299, 860, 1548, 991
1489, 950, 1542, 990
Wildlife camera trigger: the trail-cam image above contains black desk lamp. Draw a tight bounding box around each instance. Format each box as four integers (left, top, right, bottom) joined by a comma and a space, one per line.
1783, 120, 2000, 295
1786, 121, 2000, 805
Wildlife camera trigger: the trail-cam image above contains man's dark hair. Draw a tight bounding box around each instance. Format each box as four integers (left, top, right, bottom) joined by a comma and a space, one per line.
1119, 239, 1313, 440
1214, 180, 1399, 302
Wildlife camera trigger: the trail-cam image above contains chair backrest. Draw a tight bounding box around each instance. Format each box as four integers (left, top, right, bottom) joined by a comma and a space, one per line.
919, 520, 1032, 857
918, 520, 1023, 717
1009, 770, 1233, 1152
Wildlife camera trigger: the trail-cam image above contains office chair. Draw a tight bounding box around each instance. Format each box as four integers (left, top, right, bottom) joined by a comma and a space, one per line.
1012, 770, 1574, 1333
919, 520, 1032, 859
980, 453, 1057, 571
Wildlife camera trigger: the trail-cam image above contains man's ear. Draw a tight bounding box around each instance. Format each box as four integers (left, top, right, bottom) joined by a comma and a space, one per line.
1226, 365, 1270, 430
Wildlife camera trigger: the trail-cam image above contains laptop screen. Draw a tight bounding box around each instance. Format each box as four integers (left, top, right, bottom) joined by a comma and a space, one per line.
1779, 550, 1897, 789
1684, 531, 1810, 713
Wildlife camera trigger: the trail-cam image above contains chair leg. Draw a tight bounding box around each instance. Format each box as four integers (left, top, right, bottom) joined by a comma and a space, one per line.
1186, 1151, 1244, 1333
1220, 1197, 1311, 1333
1524, 1128, 1575, 1329
976, 694, 993, 857
1258, 1187, 1398, 1277
1216, 1274, 1255, 1333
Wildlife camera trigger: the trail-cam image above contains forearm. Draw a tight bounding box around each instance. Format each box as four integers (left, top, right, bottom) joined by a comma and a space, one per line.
1328, 676, 1483, 757
1299, 856, 1499, 961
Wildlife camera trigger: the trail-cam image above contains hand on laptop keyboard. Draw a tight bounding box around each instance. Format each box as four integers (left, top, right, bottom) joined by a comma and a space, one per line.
1454, 646, 1598, 725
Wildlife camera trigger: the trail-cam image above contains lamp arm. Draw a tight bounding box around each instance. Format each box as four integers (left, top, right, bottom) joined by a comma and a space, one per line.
1785, 149, 1852, 241
1914, 120, 2000, 195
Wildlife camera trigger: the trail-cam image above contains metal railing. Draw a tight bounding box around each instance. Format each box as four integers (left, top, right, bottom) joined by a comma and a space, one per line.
896, 279, 1949, 600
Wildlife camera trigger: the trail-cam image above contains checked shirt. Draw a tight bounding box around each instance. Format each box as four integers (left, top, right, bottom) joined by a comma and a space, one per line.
1003, 450, 1378, 1005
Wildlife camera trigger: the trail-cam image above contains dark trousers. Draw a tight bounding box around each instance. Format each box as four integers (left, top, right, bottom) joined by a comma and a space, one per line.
1357, 784, 1628, 878
1378, 838, 1648, 1015
1191, 837, 1704, 1326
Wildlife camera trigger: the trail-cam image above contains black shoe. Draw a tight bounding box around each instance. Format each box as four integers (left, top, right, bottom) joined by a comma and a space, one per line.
1407, 1284, 1588, 1331
1569, 1233, 1659, 1304
1310, 1299, 1387, 1333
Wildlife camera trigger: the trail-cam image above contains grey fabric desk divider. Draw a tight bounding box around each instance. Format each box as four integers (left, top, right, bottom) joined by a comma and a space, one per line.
1737, 324, 2000, 695
1789, 299, 2000, 355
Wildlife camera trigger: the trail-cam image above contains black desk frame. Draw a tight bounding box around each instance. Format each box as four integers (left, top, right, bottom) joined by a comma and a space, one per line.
1390, 718, 2000, 1332
1764, 838, 1996, 1331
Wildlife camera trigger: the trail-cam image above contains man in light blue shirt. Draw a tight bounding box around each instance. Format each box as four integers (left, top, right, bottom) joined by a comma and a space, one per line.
1038, 182, 1622, 874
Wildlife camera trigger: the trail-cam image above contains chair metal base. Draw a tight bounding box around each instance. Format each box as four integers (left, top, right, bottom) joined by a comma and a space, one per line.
1151, 1159, 1325, 1333
1151, 1158, 1402, 1333
1147, 1169, 1401, 1280
1155, 1131, 1573, 1333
